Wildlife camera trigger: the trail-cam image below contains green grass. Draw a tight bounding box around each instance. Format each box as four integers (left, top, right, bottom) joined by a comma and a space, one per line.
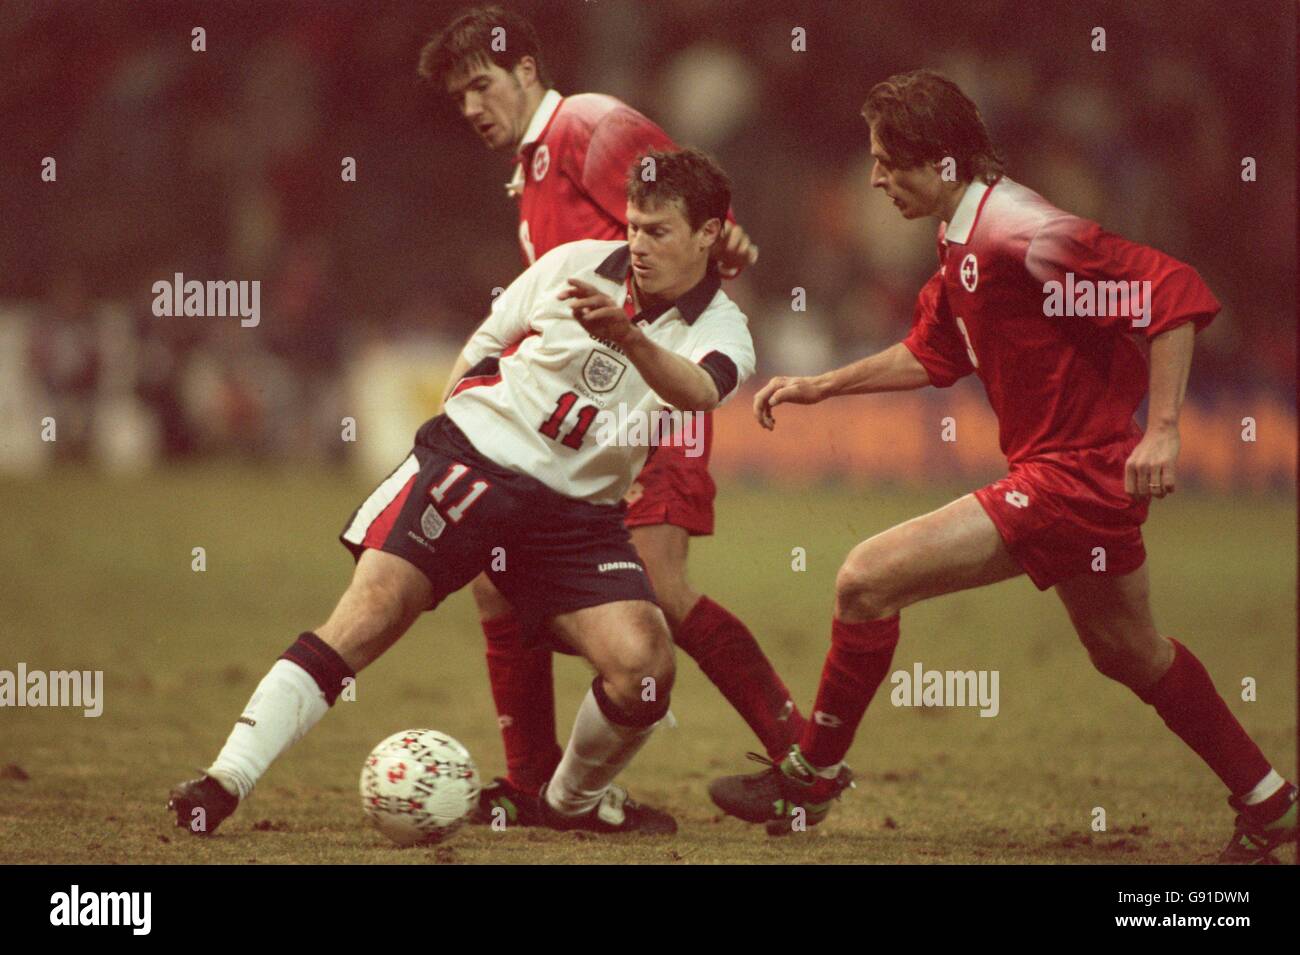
0, 466, 1293, 864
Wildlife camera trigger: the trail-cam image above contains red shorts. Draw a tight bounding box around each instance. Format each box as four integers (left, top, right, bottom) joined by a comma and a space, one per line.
974, 436, 1149, 590
622, 411, 716, 536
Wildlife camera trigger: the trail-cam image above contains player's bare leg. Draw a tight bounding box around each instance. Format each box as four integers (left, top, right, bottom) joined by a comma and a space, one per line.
474, 521, 807, 823
1056, 566, 1297, 862
632, 523, 807, 758
711, 494, 1022, 830
169, 550, 432, 835
534, 599, 678, 833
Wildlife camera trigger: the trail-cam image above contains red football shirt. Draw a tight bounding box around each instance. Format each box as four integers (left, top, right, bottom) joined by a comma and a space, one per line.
510, 90, 678, 266
902, 177, 1220, 463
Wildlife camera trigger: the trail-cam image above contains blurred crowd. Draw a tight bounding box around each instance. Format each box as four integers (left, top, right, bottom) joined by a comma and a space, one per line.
2, 0, 1293, 464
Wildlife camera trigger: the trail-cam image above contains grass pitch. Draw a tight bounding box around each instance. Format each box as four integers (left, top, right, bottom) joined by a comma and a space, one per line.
0, 466, 1293, 864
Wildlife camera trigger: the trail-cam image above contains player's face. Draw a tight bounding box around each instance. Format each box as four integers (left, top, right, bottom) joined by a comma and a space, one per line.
446, 58, 532, 152
626, 199, 719, 300
869, 127, 944, 219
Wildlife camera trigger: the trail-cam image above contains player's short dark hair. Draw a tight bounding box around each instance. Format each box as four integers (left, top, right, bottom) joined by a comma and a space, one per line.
862, 69, 1004, 184
625, 148, 731, 233
418, 5, 551, 89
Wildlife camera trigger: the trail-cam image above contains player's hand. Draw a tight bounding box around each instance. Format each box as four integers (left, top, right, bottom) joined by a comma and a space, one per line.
560, 278, 640, 345
714, 221, 759, 278
753, 375, 825, 430
1124, 425, 1179, 500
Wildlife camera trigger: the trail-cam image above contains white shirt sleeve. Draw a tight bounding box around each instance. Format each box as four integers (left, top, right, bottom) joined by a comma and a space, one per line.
460, 243, 584, 365
688, 306, 756, 406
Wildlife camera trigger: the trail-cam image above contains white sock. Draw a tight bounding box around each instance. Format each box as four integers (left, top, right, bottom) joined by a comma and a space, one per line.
207, 660, 330, 800
1241, 769, 1286, 806
545, 687, 658, 816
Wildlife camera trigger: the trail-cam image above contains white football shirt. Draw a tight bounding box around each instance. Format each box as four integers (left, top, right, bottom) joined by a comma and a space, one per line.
444, 239, 755, 504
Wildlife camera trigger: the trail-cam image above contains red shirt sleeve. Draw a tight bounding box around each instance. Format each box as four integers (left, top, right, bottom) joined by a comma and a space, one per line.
902, 270, 975, 387
1025, 214, 1220, 339
579, 108, 679, 225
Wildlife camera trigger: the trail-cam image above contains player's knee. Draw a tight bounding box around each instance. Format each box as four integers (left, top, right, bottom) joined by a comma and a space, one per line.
469, 574, 513, 622
835, 557, 899, 620
650, 577, 699, 630
1079, 629, 1161, 688
602, 635, 675, 713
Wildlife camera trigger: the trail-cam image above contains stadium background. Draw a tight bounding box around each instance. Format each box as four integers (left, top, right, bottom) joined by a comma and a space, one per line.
0, 0, 1295, 864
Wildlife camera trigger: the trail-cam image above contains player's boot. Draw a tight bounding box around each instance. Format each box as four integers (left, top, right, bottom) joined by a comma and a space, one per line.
1216, 782, 1298, 864
472, 776, 543, 827
708, 746, 854, 835
167, 774, 239, 837
538, 783, 677, 835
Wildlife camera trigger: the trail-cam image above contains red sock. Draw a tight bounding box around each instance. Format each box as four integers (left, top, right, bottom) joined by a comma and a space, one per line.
800, 615, 900, 768
482, 614, 562, 792
674, 596, 806, 760
1136, 638, 1273, 797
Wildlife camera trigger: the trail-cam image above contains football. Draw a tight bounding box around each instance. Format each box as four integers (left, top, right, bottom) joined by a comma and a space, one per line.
359, 729, 481, 846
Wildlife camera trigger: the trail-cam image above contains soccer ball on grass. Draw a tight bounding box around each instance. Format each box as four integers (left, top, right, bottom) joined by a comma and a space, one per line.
359, 729, 480, 846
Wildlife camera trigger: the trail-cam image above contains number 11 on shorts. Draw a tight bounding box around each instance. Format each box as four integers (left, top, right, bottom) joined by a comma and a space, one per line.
429, 463, 490, 523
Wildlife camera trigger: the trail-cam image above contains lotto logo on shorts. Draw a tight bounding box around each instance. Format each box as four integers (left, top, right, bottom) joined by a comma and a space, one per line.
1004, 490, 1029, 508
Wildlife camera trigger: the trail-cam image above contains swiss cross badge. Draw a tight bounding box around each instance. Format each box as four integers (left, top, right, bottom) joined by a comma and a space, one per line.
960, 253, 979, 292
531, 144, 550, 182
582, 350, 627, 393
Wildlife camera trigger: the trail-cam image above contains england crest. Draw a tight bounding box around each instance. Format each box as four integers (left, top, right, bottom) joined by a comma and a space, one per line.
420, 505, 447, 540
582, 350, 627, 393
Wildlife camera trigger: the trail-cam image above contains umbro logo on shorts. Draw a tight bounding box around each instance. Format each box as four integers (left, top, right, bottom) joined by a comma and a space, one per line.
405, 530, 436, 552
597, 561, 643, 573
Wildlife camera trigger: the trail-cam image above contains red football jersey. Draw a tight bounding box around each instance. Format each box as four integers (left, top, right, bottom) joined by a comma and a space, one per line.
510, 90, 678, 266
902, 177, 1220, 463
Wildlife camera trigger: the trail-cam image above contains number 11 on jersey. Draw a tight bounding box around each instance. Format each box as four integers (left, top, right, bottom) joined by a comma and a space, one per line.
539, 391, 599, 450
429, 463, 490, 523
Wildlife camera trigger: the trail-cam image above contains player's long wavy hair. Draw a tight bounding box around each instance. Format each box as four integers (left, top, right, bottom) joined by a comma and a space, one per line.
418, 5, 551, 89
863, 69, 1005, 184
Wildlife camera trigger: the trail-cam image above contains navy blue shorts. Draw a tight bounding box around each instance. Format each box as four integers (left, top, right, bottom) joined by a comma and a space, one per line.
340, 415, 656, 623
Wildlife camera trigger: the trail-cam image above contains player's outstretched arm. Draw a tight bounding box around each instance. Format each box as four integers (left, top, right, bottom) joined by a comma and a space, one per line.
754, 341, 930, 430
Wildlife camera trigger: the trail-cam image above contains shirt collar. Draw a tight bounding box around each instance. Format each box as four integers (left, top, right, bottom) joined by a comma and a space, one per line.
942, 177, 994, 245
517, 88, 563, 156
593, 244, 720, 326
507, 89, 563, 198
